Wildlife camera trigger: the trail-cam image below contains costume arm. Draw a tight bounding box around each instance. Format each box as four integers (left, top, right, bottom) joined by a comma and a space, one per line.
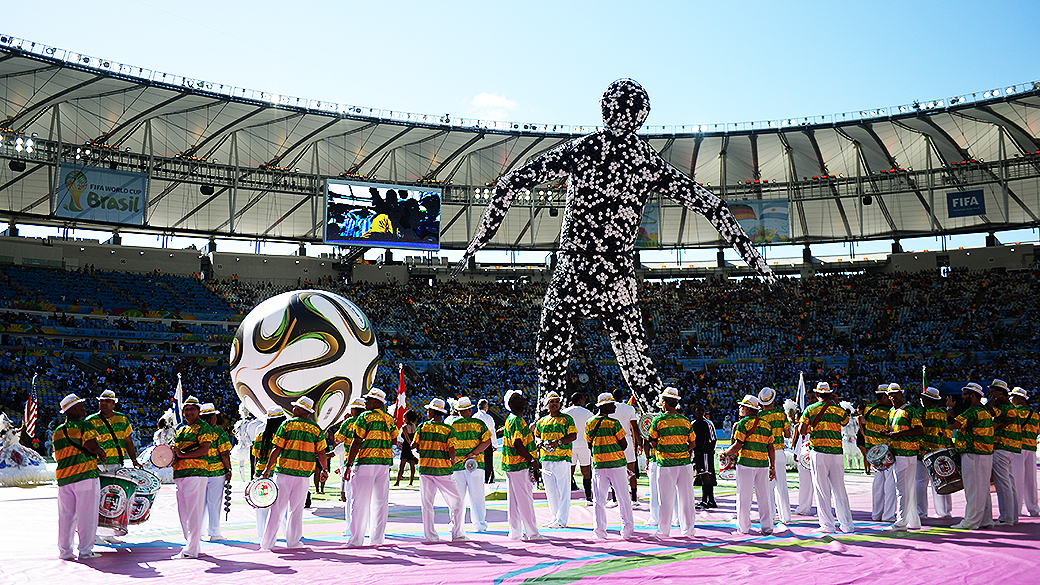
654, 164, 775, 283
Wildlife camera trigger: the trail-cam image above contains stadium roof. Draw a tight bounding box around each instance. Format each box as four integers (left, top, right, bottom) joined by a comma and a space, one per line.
1, 34, 1039, 251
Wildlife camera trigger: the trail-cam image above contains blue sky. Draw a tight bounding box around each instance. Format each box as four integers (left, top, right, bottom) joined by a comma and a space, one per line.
4, 0, 1039, 262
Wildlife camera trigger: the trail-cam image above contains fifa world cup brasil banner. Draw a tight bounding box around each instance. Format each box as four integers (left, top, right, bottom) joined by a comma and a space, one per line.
727, 199, 790, 244
54, 163, 147, 225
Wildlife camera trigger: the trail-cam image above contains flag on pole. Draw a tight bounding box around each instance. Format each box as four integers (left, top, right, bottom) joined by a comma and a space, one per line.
24, 373, 38, 440
922, 365, 927, 391
796, 371, 806, 411
173, 373, 184, 426
394, 363, 407, 429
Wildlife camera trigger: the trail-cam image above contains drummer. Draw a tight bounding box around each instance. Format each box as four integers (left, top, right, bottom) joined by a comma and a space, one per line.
333, 397, 366, 538
171, 396, 217, 559
53, 393, 107, 560
916, 386, 953, 519
949, 383, 994, 530
251, 406, 287, 538
200, 403, 232, 541
882, 383, 922, 531
860, 384, 895, 522
798, 381, 854, 534
86, 389, 140, 473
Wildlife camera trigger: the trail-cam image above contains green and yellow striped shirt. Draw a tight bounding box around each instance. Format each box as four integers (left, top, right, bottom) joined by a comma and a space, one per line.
416, 420, 456, 476
758, 408, 788, 448
863, 403, 891, 448
334, 415, 358, 452
953, 405, 994, 455
888, 405, 921, 457
501, 414, 535, 472
992, 402, 1021, 453
918, 406, 952, 456
205, 425, 232, 476
451, 416, 491, 471
733, 415, 772, 467
585, 415, 627, 469
251, 433, 273, 477
53, 420, 100, 486
535, 413, 576, 462
85, 411, 133, 465
800, 401, 849, 455
1017, 406, 1038, 451
272, 417, 327, 477
649, 413, 694, 467
353, 409, 398, 466
173, 421, 218, 478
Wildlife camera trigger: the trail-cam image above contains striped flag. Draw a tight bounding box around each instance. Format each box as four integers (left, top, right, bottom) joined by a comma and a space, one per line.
24, 374, 38, 439
394, 363, 407, 428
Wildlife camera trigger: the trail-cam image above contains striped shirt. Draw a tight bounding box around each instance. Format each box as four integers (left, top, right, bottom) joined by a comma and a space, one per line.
53, 419, 100, 486
173, 421, 218, 478
535, 413, 577, 462
252, 433, 274, 477
334, 415, 359, 451
205, 425, 233, 476
862, 403, 891, 448
416, 420, 456, 476
85, 411, 133, 464
733, 415, 772, 467
585, 415, 627, 469
1017, 406, 1038, 451
353, 409, 398, 466
888, 405, 921, 457
953, 405, 994, 455
918, 406, 953, 456
501, 414, 535, 472
991, 402, 1021, 453
649, 413, 695, 467
800, 400, 849, 455
272, 417, 327, 477
451, 416, 491, 471
758, 407, 788, 448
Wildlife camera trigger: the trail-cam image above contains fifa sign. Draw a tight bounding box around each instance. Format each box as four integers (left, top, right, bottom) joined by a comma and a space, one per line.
947, 189, 985, 219
54, 163, 147, 225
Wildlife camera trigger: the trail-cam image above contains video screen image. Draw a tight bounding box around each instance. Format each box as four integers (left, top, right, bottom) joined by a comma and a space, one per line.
325, 179, 441, 250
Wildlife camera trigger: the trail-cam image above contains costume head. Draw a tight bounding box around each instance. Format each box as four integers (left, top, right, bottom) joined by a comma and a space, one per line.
601, 79, 650, 135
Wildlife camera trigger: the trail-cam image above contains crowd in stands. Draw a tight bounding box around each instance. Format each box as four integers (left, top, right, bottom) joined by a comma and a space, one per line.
2, 262, 1039, 454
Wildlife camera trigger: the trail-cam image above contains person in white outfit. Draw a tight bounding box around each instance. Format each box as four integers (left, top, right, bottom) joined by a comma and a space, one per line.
586, 392, 635, 540
611, 392, 641, 503
451, 396, 492, 532
563, 393, 594, 506
950, 382, 994, 530
915, 387, 953, 519
988, 379, 1020, 526
647, 387, 696, 538
860, 384, 896, 522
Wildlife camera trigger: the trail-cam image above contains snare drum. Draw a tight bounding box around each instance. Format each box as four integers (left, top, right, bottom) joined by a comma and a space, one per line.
799, 443, 812, 470
97, 473, 138, 536
923, 448, 963, 495
245, 478, 278, 508
464, 458, 479, 472
865, 444, 894, 472
149, 445, 175, 468
717, 453, 736, 480
114, 467, 161, 524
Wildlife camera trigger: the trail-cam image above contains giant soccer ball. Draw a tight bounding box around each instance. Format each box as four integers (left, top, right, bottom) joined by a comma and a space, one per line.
230, 290, 379, 430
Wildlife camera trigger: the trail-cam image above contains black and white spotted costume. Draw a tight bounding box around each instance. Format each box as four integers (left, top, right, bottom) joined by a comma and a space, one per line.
459, 79, 775, 411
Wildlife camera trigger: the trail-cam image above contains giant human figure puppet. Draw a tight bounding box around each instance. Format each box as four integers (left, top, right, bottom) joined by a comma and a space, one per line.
457, 79, 775, 410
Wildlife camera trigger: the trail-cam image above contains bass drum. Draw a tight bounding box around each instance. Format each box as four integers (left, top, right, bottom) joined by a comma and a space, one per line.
245, 478, 278, 508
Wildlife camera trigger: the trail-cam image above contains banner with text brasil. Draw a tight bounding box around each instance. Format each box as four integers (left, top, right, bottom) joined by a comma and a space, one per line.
54, 163, 147, 225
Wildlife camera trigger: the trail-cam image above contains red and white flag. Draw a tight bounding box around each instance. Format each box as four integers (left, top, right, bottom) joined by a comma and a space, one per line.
394, 363, 407, 428
24, 374, 38, 439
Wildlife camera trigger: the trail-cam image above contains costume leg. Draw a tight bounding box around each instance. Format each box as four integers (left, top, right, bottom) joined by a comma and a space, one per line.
543, 460, 571, 526
647, 461, 660, 525
536, 299, 577, 406
915, 459, 930, 518
342, 475, 353, 536
57, 483, 76, 558
607, 466, 634, 538
283, 474, 309, 548
795, 461, 814, 515
203, 475, 224, 538
592, 468, 610, 539
601, 304, 662, 409
437, 475, 466, 540
992, 450, 1018, 524
809, 451, 835, 531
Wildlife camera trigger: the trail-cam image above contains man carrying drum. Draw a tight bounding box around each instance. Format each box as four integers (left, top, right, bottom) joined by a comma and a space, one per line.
259, 396, 328, 551
86, 389, 140, 473
54, 393, 107, 560
798, 381, 854, 534
916, 386, 953, 519
950, 383, 994, 530
171, 396, 216, 559
882, 383, 922, 531
251, 406, 286, 538
860, 384, 895, 522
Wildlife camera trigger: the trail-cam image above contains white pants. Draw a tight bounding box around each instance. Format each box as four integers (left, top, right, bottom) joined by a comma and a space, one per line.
647, 461, 660, 525
657, 464, 695, 537
341, 475, 354, 537
892, 455, 920, 529
505, 469, 540, 540
261, 473, 309, 550
736, 464, 774, 534
992, 449, 1018, 524
256, 506, 271, 539
1015, 450, 1039, 515
348, 465, 390, 546
794, 462, 814, 515
960, 453, 994, 529
871, 465, 896, 521
572, 444, 592, 467
203, 475, 225, 538
542, 460, 572, 527
915, 459, 952, 518
809, 451, 854, 532
420, 474, 464, 541
592, 466, 634, 539
57, 477, 100, 559
174, 475, 208, 556
452, 466, 487, 531
771, 464, 791, 523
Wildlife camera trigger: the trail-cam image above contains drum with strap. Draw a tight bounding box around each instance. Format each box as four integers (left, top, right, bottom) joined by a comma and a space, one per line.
245, 477, 278, 508
865, 443, 894, 471
114, 467, 161, 524
97, 473, 137, 536
148, 444, 175, 468
717, 453, 736, 481
923, 447, 963, 495
638, 412, 660, 439
799, 442, 812, 470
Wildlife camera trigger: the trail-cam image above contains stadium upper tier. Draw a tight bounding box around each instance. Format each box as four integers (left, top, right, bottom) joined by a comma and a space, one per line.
1, 34, 1039, 251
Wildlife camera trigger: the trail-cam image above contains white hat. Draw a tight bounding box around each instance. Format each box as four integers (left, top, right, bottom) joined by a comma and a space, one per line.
456, 396, 474, 410
60, 393, 86, 413
348, 396, 366, 409
504, 390, 521, 406
424, 398, 447, 413
660, 387, 681, 402
739, 395, 761, 410
97, 389, 119, 403
876, 384, 890, 394
265, 406, 285, 418
963, 383, 984, 396
200, 402, 220, 416
1010, 386, 1028, 399
886, 382, 904, 394
990, 379, 1010, 393
543, 392, 562, 405
183, 396, 201, 408
815, 382, 832, 394
363, 388, 387, 403
291, 396, 315, 413
922, 387, 941, 400
757, 387, 775, 405
596, 392, 615, 407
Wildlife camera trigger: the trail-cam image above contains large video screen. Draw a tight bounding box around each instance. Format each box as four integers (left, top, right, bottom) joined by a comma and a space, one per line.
325, 179, 441, 250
